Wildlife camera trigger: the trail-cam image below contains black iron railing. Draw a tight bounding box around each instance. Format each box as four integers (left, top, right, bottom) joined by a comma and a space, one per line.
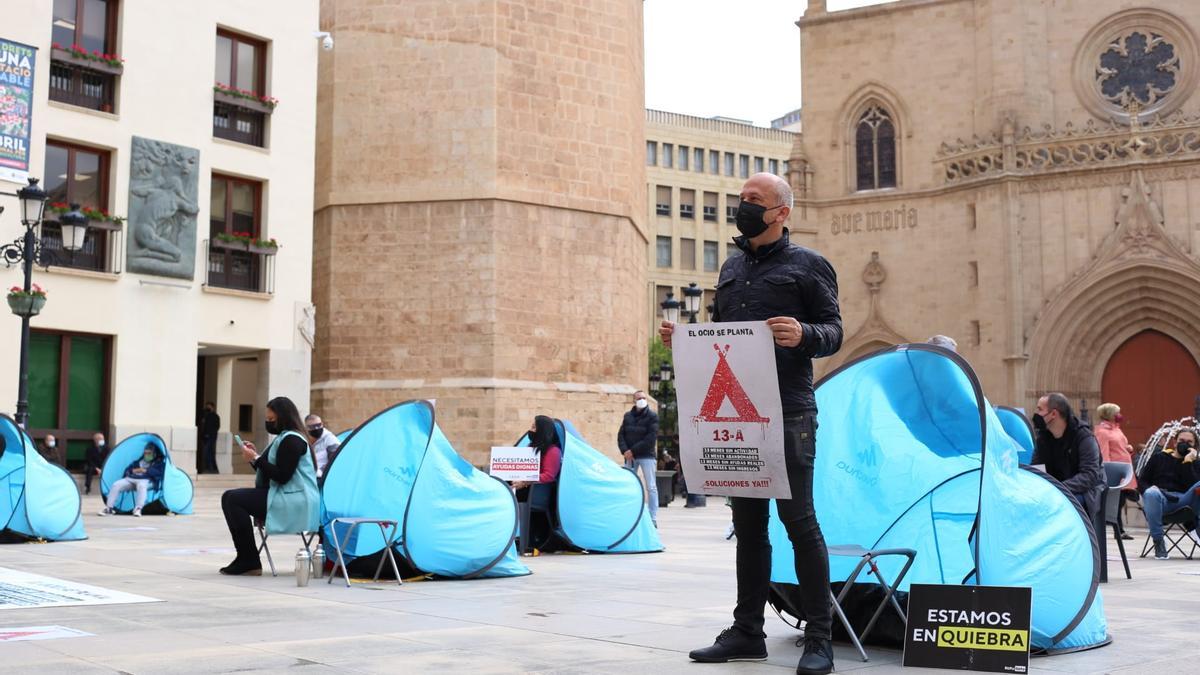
48, 61, 116, 112
205, 238, 275, 294
213, 102, 266, 147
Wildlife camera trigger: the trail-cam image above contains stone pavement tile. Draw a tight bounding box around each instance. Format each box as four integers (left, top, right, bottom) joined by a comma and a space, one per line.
328, 646, 548, 674
389, 624, 579, 650
31, 627, 225, 660
88, 646, 349, 675
251, 633, 448, 663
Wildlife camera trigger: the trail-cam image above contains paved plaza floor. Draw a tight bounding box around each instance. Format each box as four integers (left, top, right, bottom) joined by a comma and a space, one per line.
0, 485, 1195, 674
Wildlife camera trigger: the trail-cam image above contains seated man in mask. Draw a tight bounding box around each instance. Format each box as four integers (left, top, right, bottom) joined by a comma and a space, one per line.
1138, 428, 1200, 560
1032, 393, 1104, 520
305, 414, 340, 479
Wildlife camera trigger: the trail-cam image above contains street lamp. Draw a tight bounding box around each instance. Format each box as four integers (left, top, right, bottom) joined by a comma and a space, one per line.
660, 291, 681, 324
1, 177, 87, 428
683, 282, 703, 323
659, 363, 672, 383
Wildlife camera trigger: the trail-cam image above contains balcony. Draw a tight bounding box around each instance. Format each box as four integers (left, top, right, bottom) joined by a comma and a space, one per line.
213, 101, 266, 148
40, 220, 123, 274
205, 238, 276, 294
48, 47, 121, 112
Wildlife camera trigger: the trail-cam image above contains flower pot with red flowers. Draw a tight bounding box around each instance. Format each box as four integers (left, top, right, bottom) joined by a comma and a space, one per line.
45, 203, 126, 232
213, 83, 278, 115
7, 284, 47, 318
213, 231, 279, 256
50, 42, 124, 76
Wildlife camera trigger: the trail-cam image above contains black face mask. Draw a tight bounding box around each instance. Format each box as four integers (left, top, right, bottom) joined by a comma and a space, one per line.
527, 431, 539, 446
265, 420, 280, 435
307, 426, 323, 439
1032, 414, 1047, 431
1178, 440, 1194, 453
734, 201, 777, 238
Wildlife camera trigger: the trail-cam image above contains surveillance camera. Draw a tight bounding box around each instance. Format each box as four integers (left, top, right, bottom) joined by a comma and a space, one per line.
314, 31, 333, 51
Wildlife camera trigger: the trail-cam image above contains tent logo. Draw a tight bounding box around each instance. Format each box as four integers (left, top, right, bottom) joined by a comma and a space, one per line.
693, 344, 770, 426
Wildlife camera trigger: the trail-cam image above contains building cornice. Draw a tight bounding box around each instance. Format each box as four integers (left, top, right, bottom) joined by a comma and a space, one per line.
798, 0, 970, 28
645, 109, 796, 144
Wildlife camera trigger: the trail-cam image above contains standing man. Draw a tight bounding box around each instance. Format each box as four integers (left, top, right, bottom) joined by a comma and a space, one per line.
200, 402, 221, 474
618, 390, 660, 527
84, 432, 107, 495
662, 173, 842, 675
1032, 393, 1105, 520
305, 414, 340, 479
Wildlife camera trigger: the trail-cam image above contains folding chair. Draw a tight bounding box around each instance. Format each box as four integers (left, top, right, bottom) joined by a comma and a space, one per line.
826, 545, 917, 662
254, 517, 318, 577
1102, 462, 1133, 580
1140, 506, 1199, 560
326, 517, 402, 588
517, 483, 558, 555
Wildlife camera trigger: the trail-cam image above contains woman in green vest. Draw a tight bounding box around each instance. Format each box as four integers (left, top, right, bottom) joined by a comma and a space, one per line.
219, 396, 320, 576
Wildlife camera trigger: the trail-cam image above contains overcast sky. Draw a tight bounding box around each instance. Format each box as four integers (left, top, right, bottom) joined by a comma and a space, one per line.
644, 0, 893, 127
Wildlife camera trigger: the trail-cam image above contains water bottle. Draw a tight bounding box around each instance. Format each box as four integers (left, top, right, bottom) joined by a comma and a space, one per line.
311, 547, 325, 579
295, 549, 311, 587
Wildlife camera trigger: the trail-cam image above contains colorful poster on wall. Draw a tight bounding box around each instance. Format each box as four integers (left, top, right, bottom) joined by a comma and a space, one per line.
672, 321, 789, 498
0, 38, 36, 184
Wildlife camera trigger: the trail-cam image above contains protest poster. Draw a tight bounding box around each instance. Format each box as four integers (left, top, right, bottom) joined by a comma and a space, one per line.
671, 321, 788, 498
903, 584, 1033, 673
0, 39, 36, 184
490, 447, 540, 482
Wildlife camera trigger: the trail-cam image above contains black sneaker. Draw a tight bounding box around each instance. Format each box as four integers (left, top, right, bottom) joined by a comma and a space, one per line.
219, 558, 263, 576
1153, 537, 1169, 560
796, 636, 834, 675
688, 627, 767, 663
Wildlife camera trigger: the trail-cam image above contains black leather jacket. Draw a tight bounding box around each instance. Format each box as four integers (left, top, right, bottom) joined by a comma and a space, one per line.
712, 228, 843, 414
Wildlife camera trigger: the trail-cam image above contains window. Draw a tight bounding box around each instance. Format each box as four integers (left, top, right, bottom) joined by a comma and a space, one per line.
855, 105, 897, 191
969, 261, 979, 287
726, 194, 739, 224
28, 329, 111, 468
41, 141, 114, 272
680, 238, 696, 270
971, 320, 982, 347
967, 203, 977, 230
208, 174, 267, 292
663, 143, 674, 168
769, 159, 779, 175
646, 141, 657, 166
703, 241, 719, 272
679, 189, 695, 219
702, 192, 718, 222
238, 404, 254, 432
724, 152, 734, 176
679, 145, 689, 171
709, 150, 719, 174
739, 154, 750, 178
213, 29, 268, 147
694, 148, 704, 172
49, 0, 120, 111
702, 289, 716, 321
754, 156, 764, 173
655, 185, 671, 217
656, 236, 672, 268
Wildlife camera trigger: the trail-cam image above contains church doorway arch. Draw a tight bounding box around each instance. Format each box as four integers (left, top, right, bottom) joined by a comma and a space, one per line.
1100, 330, 1200, 446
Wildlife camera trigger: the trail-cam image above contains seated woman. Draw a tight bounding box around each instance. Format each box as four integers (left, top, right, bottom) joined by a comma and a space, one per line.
219, 396, 320, 576
98, 442, 164, 517
513, 415, 563, 509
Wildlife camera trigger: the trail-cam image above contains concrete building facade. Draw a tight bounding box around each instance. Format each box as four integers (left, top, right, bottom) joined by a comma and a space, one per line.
312, 0, 648, 462
795, 0, 1200, 444
1, 0, 320, 473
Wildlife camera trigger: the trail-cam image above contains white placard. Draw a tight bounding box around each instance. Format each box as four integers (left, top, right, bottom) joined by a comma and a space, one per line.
0, 625, 93, 642
490, 447, 540, 482
672, 321, 789, 498
0, 567, 161, 610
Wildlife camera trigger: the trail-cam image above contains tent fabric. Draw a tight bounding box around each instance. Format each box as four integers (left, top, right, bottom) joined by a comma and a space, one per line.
100, 433, 194, 515
768, 345, 1108, 653
516, 419, 663, 554
995, 406, 1036, 465
321, 400, 528, 579
0, 414, 85, 541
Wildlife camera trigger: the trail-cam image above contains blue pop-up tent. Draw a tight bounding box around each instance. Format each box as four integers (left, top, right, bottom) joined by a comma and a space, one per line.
321, 400, 528, 579
100, 433, 193, 514
996, 406, 1035, 465
0, 414, 85, 541
515, 419, 662, 554
769, 345, 1109, 654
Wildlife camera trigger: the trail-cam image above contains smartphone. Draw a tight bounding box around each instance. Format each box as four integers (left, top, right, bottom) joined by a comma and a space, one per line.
234, 434, 245, 447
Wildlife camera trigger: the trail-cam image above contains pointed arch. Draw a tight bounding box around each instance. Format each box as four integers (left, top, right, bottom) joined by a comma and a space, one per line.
834, 82, 909, 193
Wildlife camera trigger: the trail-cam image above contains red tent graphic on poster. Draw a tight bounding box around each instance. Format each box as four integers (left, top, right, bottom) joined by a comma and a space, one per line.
693, 344, 770, 424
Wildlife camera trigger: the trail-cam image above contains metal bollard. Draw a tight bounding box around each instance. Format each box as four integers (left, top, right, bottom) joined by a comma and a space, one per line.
295, 549, 311, 587
311, 547, 325, 579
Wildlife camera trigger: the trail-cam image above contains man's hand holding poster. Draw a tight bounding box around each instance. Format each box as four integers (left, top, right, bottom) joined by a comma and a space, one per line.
672, 321, 788, 499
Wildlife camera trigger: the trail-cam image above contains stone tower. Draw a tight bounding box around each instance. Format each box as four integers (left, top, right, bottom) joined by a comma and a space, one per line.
313, 0, 648, 462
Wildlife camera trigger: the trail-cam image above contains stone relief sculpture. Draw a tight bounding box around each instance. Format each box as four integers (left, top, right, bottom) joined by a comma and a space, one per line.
126, 137, 200, 279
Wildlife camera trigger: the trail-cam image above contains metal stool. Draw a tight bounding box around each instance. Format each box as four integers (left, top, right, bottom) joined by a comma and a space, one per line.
827, 545, 917, 662
327, 517, 403, 588
254, 518, 317, 577
1140, 506, 1199, 560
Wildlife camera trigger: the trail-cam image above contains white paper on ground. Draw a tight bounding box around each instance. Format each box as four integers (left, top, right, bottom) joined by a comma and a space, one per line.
0, 567, 161, 610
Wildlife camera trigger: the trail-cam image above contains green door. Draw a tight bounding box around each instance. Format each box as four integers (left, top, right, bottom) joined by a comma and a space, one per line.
28, 331, 109, 466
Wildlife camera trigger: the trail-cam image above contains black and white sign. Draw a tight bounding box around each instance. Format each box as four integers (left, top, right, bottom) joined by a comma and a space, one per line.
903, 584, 1032, 673
0, 568, 160, 610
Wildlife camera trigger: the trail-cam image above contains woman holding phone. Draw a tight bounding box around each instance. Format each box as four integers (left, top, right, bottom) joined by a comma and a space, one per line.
219, 396, 320, 575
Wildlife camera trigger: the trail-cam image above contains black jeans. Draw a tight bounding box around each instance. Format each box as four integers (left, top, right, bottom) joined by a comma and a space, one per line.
222, 487, 268, 561
203, 436, 219, 473
84, 463, 99, 493
730, 413, 831, 639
